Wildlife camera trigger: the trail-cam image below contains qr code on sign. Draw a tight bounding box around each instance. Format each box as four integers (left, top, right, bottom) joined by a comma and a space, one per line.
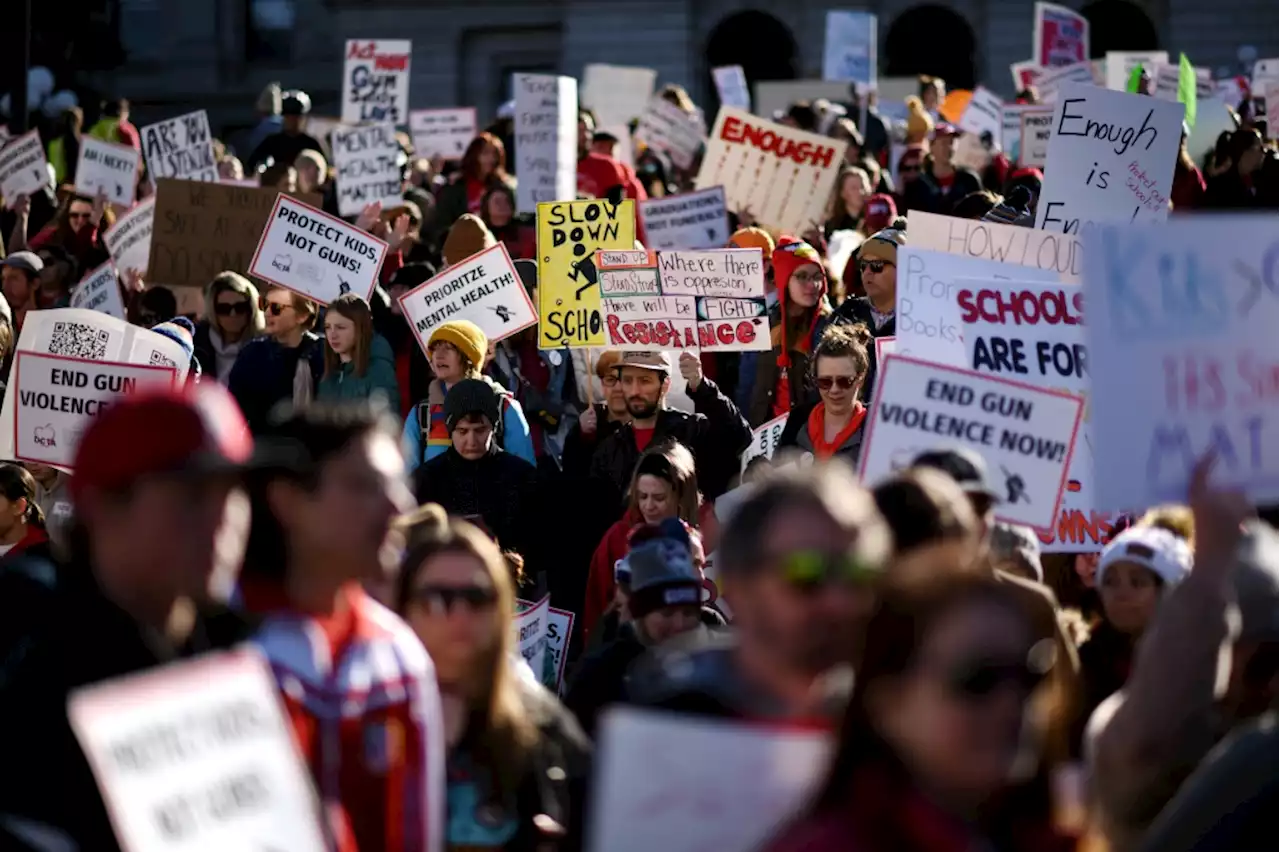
49, 322, 109, 360
149, 350, 177, 368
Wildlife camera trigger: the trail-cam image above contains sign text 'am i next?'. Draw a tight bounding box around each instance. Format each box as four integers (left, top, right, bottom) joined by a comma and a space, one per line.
398, 242, 537, 356
342, 39, 411, 126
75, 136, 140, 207
141, 110, 217, 182
536, 198, 635, 349
860, 355, 1084, 531
331, 122, 402, 217
249, 195, 388, 305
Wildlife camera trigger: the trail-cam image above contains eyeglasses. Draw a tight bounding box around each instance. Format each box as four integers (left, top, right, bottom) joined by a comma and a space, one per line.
817, 375, 858, 391
264, 302, 293, 316
791, 270, 826, 285
774, 550, 880, 592
601, 375, 619, 388
859, 260, 894, 274
411, 584, 498, 614
942, 657, 1049, 699
215, 301, 251, 316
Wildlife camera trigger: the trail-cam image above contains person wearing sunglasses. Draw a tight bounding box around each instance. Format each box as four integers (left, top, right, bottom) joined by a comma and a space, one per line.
227, 285, 324, 433
762, 568, 1072, 852
26, 191, 111, 276
830, 223, 905, 402
775, 323, 873, 466
193, 271, 265, 384
629, 464, 890, 723
396, 514, 592, 851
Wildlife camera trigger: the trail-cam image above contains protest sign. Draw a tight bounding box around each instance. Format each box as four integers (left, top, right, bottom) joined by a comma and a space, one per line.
582, 64, 656, 127
753, 81, 852, 122
697, 107, 845, 236
634, 98, 705, 170
0, 130, 49, 201
712, 66, 751, 110
518, 597, 576, 694
514, 594, 551, 682
861, 355, 1084, 530
874, 336, 896, 363
958, 87, 1004, 143
587, 707, 831, 852
596, 250, 684, 351
331, 122, 402, 216
70, 262, 127, 320
536, 198, 636, 348
249, 195, 388, 304
408, 108, 477, 160
68, 649, 328, 852
1001, 105, 1034, 159
1010, 60, 1044, 93
659, 249, 768, 351
1019, 106, 1054, 167
75, 136, 140, 206
1033, 2, 1089, 69
399, 243, 535, 354
822, 11, 877, 87
741, 414, 787, 473
1035, 61, 1096, 103
894, 246, 1058, 366
342, 39, 411, 125
13, 352, 177, 467
1268, 82, 1280, 141
1252, 58, 1279, 94
1036, 83, 1183, 233
910, 211, 1083, 281
140, 109, 217, 182
1105, 51, 1168, 90
1083, 215, 1279, 509
515, 74, 578, 214
637, 187, 729, 251
102, 196, 155, 277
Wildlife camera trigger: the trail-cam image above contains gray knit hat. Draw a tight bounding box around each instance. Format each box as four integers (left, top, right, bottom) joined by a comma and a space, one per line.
443, 379, 501, 434
624, 538, 702, 620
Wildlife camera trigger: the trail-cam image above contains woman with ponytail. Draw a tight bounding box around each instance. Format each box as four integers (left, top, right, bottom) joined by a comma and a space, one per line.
0, 464, 52, 564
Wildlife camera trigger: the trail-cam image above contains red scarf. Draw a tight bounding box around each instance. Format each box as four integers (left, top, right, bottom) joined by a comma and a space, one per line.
807, 402, 866, 459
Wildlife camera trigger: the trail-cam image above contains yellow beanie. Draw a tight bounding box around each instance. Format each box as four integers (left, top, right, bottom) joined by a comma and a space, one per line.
729, 227, 776, 258
905, 96, 934, 143
428, 319, 488, 367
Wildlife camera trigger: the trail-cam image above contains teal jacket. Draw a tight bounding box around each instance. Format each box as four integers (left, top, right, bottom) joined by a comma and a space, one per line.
316, 334, 401, 411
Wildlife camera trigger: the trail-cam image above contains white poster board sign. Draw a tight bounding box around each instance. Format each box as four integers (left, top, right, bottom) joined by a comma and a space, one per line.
1083, 215, 1279, 509
874, 336, 896, 363
102, 196, 155, 276
514, 74, 578, 214
517, 597, 576, 694
1033, 2, 1090, 69
712, 66, 751, 110
638, 186, 729, 250
958, 86, 1005, 142
70, 262, 127, 320
860, 355, 1084, 530
13, 352, 177, 467
398, 242, 535, 354
1268, 82, 1280, 141
1011, 60, 1044, 94
75, 136, 140, 206
582, 64, 657, 126
1035, 61, 1096, 104
634, 98, 705, 170
657, 249, 769, 352
697, 107, 846, 236
342, 39, 412, 125
1105, 51, 1168, 91
1036, 83, 1183, 233
741, 413, 788, 473
68, 650, 329, 852
249, 194, 388, 304
910, 211, 1083, 281
822, 11, 877, 88
331, 122, 402, 217
587, 707, 832, 852
408, 108, 477, 160
0, 130, 50, 201
140, 110, 217, 182
513, 593, 551, 682
1019, 107, 1055, 168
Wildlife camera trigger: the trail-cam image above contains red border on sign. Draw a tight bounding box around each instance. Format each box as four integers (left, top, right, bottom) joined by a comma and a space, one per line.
873, 336, 895, 363
595, 249, 657, 270
247, 193, 390, 305
857, 353, 1085, 532
12, 350, 178, 469
396, 241, 537, 360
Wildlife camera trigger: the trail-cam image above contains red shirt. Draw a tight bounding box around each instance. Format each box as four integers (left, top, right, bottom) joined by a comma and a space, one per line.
634, 426, 655, 451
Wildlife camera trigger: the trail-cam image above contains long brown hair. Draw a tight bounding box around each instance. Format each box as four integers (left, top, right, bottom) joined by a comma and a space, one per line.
461, 132, 509, 184
322, 293, 373, 379
395, 518, 537, 795
625, 440, 700, 525
48, 192, 115, 248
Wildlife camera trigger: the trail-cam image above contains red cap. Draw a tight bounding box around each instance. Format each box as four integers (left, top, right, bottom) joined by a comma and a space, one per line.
862, 193, 898, 234
70, 383, 253, 503
931, 122, 961, 139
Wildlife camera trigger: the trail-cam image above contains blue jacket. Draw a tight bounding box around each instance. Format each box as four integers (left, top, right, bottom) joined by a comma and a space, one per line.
401, 376, 536, 473
316, 334, 401, 411
227, 332, 325, 434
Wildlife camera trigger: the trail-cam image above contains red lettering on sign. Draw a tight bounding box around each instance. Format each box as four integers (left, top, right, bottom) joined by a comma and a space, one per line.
956, 288, 1084, 326
717, 115, 835, 168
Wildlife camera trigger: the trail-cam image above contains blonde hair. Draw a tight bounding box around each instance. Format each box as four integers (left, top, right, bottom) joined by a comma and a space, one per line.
205, 271, 265, 336
1137, 505, 1195, 549
267, 285, 318, 330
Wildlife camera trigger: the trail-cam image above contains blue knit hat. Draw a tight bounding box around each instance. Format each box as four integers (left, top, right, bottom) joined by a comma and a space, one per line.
150, 316, 201, 380
624, 537, 702, 619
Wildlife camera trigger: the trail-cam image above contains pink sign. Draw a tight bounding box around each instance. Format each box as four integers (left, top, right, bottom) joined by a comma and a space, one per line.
1033, 2, 1090, 69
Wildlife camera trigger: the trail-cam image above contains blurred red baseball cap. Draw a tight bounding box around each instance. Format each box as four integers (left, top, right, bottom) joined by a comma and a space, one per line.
862, 193, 898, 234
70, 382, 255, 503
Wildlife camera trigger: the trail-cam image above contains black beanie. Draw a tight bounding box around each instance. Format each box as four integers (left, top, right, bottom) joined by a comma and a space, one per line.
443, 379, 501, 433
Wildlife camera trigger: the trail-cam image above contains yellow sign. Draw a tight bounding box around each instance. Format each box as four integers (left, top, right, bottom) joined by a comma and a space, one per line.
537, 199, 636, 348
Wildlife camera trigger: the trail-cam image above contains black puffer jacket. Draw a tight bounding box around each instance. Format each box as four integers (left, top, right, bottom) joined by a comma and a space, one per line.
414, 446, 540, 561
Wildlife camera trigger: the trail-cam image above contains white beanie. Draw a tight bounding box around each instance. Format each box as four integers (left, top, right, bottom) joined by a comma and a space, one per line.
1097, 526, 1192, 589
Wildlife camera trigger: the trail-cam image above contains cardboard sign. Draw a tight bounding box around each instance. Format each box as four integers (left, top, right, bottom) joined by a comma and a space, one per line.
909, 211, 1082, 282
408, 108, 477, 160
958, 86, 1004, 143
1105, 51, 1168, 91
1036, 61, 1097, 103
536, 198, 636, 348
249, 195, 388, 304
140, 109, 217, 182
13, 352, 176, 467
399, 242, 535, 354
634, 98, 705, 170
514, 74, 578, 214
1010, 60, 1044, 93
586, 707, 831, 852
637, 186, 729, 250
514, 593, 551, 682
68, 650, 328, 852
331, 122, 402, 216
711, 66, 751, 110
1033, 1, 1089, 69
582, 64, 657, 127
1019, 107, 1055, 167
102, 196, 155, 277
342, 39, 411, 125
1036, 83, 1184, 233
0, 130, 49, 201
861, 355, 1084, 530
697, 107, 846, 236
741, 414, 787, 473
822, 11, 877, 87
70, 262, 126, 320
147, 179, 321, 289
75, 136, 140, 206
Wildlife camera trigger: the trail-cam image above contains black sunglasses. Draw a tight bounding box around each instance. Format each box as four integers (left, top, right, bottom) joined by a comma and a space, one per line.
817, 375, 858, 391
859, 259, 894, 274
264, 302, 293, 316
943, 650, 1051, 699
215, 301, 251, 316
412, 584, 497, 614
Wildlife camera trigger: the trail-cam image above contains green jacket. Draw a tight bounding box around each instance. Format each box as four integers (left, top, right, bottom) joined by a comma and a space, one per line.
316, 333, 401, 410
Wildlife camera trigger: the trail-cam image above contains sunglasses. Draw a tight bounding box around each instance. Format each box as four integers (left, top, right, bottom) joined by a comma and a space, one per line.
944, 657, 1048, 699
776, 550, 880, 592
264, 302, 293, 316
68, 211, 92, 221
215, 301, 251, 316
817, 375, 858, 391
412, 584, 498, 614
859, 260, 893, 274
